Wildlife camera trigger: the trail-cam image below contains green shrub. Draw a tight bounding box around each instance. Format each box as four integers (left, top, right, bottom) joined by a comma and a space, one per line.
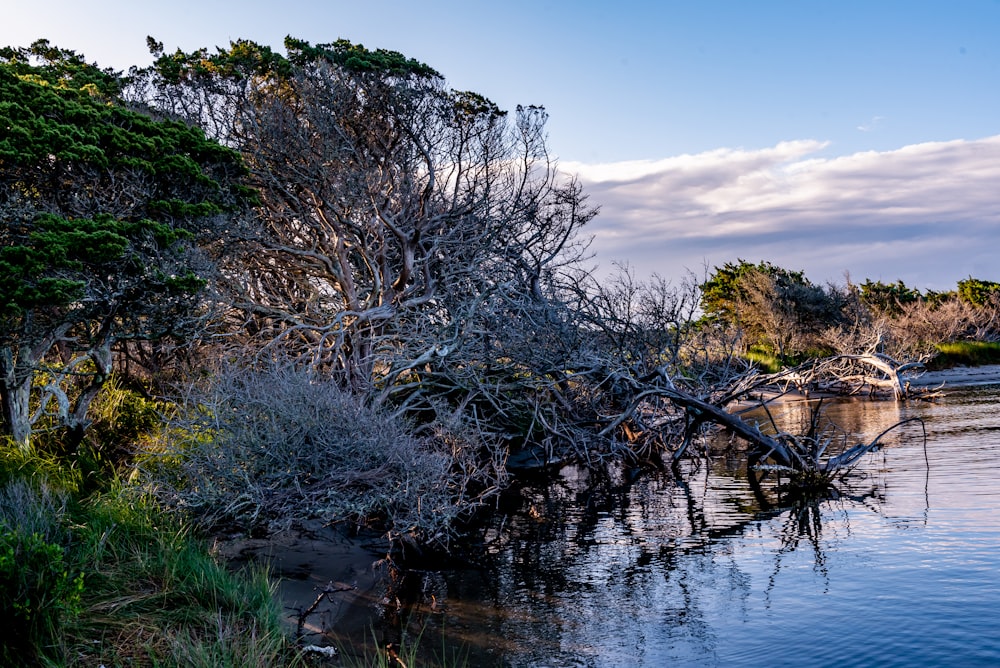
0, 480, 83, 664
931, 341, 1000, 368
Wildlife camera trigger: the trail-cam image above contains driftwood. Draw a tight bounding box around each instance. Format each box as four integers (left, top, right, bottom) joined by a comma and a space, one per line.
782, 353, 926, 400
595, 351, 927, 484
665, 386, 925, 483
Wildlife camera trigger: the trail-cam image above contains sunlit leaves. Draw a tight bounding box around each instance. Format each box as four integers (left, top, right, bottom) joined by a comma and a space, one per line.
0, 42, 252, 443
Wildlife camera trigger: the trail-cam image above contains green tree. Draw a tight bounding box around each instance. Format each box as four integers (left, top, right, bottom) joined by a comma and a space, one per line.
0, 42, 251, 448
700, 260, 840, 361
957, 277, 1000, 307
858, 279, 922, 315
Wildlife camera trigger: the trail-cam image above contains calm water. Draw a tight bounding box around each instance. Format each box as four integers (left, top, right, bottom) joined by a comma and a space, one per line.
363, 386, 1000, 667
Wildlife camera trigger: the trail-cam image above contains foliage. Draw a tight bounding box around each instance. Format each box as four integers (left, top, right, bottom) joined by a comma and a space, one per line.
59, 489, 294, 667
701, 260, 806, 322
858, 279, 922, 315
700, 260, 843, 361
0, 479, 83, 665
931, 341, 1000, 368
957, 277, 1000, 307
0, 45, 251, 447
0, 39, 122, 97
0, 423, 298, 666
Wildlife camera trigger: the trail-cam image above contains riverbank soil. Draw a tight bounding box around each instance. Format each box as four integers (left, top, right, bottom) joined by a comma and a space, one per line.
909, 363, 1000, 387
213, 523, 389, 649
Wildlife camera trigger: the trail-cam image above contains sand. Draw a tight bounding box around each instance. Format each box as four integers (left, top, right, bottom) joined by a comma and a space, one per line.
907, 363, 1000, 388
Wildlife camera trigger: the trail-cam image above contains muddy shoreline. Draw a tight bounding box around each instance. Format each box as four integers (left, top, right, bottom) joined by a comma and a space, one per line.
214, 522, 391, 648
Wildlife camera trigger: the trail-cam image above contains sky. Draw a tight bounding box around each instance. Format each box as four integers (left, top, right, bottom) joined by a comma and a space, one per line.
3, 0, 1000, 290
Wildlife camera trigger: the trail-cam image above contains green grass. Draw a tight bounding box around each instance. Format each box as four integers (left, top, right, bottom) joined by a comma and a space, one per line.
744, 348, 784, 374
743, 348, 831, 374
0, 440, 303, 667
337, 623, 470, 668
59, 488, 301, 667
930, 341, 1000, 369
743, 341, 1000, 374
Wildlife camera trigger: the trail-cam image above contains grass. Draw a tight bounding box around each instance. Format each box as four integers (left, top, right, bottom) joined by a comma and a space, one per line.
0, 376, 473, 667
336, 623, 471, 668
930, 340, 1000, 369
744, 341, 1000, 374
744, 348, 784, 374
0, 440, 304, 667
743, 347, 831, 374
60, 490, 298, 668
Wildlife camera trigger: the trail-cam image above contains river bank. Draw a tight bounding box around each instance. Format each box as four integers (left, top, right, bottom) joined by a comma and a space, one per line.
910, 362, 1000, 387
214, 522, 389, 652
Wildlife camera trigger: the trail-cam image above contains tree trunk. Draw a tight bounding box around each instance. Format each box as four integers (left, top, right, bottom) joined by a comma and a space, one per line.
0, 347, 32, 448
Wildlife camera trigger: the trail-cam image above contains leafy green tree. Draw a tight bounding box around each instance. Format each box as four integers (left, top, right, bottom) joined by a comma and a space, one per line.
0, 42, 251, 447
700, 260, 807, 324
957, 277, 1000, 307
858, 279, 922, 315
700, 260, 840, 361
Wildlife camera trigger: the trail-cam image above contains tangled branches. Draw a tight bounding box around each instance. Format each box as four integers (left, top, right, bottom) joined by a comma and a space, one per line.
140, 363, 506, 546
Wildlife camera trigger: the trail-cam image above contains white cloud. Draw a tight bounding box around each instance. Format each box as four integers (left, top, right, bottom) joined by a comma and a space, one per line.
857, 115, 885, 132
563, 135, 1000, 290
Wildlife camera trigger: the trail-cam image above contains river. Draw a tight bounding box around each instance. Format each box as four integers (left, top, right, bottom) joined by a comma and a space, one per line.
307, 384, 1000, 666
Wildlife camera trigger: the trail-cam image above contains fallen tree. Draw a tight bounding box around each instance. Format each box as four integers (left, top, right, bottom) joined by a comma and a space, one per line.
584, 360, 926, 488
779, 353, 927, 400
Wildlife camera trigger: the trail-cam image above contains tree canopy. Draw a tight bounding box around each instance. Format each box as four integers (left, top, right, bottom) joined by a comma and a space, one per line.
700, 260, 842, 360
957, 277, 1000, 307
858, 279, 922, 315
0, 44, 251, 445
139, 36, 596, 432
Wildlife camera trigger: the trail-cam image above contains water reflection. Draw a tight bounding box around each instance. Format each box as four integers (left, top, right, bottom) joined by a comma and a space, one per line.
339, 389, 1000, 667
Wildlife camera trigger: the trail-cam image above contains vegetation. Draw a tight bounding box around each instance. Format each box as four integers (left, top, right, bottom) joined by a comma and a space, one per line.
0, 443, 299, 666
0, 40, 252, 449
931, 340, 1000, 368
700, 260, 845, 362
957, 277, 1000, 307
141, 362, 504, 544
3, 34, 1000, 661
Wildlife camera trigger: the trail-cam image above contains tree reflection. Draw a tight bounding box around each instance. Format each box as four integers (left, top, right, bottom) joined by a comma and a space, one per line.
365, 397, 933, 665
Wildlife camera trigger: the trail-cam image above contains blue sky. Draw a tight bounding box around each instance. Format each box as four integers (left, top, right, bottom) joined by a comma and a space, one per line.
4, 1, 1000, 289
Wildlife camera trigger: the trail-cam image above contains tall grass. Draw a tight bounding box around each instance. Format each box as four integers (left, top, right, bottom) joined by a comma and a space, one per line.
0, 479, 83, 666
0, 432, 302, 667
337, 623, 470, 668
56, 488, 300, 667
931, 341, 1000, 368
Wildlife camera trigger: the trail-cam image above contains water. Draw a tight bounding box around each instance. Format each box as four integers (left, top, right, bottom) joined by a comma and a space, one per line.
354, 387, 1000, 666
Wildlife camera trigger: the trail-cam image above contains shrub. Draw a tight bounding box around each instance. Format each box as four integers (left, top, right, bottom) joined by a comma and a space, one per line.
140, 364, 504, 544
0, 480, 83, 664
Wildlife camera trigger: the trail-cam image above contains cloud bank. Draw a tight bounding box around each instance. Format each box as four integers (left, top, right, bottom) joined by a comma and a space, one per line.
563, 135, 1000, 290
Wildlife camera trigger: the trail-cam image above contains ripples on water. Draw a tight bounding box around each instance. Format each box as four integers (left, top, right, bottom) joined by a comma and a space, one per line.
368, 387, 1000, 667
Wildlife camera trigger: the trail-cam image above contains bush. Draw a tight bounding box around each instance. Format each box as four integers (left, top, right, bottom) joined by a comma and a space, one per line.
0, 480, 83, 664
140, 364, 503, 544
